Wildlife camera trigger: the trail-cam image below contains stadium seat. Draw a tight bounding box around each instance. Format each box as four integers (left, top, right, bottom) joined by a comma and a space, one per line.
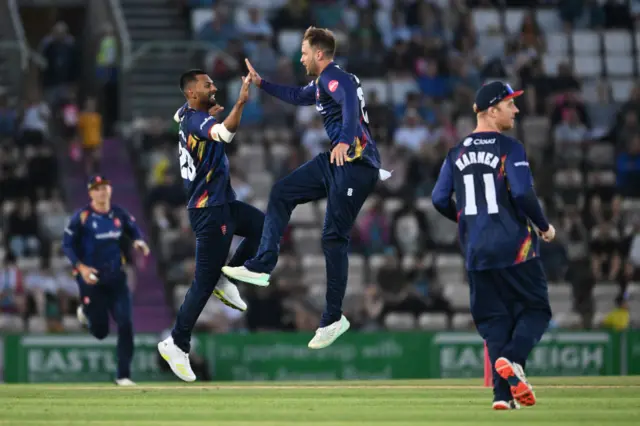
542, 54, 565, 76
361, 78, 390, 104
572, 30, 601, 55
452, 313, 474, 330
418, 312, 448, 330
62, 315, 82, 332
0, 314, 24, 332
472, 9, 501, 34
368, 254, 386, 278
504, 9, 525, 35
547, 282, 572, 299
536, 9, 563, 33
173, 285, 189, 310
290, 202, 318, 226
546, 32, 570, 55
455, 116, 475, 137
573, 55, 603, 78
277, 30, 303, 56
390, 79, 419, 105
293, 228, 322, 255
477, 34, 506, 60
435, 254, 464, 273
237, 144, 266, 172
248, 171, 274, 197
383, 197, 402, 216
521, 116, 551, 150
444, 284, 470, 311
586, 144, 615, 168
384, 312, 416, 330
604, 30, 633, 54
550, 298, 573, 316
611, 79, 636, 103
554, 311, 582, 328
605, 54, 634, 77
27, 316, 47, 333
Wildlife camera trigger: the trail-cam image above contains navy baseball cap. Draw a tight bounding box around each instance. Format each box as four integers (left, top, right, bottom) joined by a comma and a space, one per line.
474, 81, 523, 112
87, 175, 110, 190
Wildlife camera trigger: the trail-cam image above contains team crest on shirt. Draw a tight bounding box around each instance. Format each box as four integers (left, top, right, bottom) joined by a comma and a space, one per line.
83, 296, 90, 305
316, 87, 320, 99
221, 224, 227, 235
328, 80, 339, 92
114, 218, 121, 228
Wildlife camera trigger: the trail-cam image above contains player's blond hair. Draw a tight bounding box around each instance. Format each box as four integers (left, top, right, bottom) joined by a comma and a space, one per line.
303, 26, 336, 57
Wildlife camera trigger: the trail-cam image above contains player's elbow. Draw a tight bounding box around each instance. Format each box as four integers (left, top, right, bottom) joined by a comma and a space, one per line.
210, 123, 235, 143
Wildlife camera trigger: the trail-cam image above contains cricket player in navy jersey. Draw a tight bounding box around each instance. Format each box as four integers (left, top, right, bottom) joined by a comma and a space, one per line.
431, 81, 556, 409
157, 69, 266, 382
223, 27, 390, 350
62, 176, 150, 386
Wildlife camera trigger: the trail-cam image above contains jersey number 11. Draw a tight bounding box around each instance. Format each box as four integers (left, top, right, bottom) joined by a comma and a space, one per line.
463, 174, 499, 216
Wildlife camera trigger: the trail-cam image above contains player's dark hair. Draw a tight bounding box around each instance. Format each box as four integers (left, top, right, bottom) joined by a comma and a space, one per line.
179, 69, 207, 92
303, 26, 336, 57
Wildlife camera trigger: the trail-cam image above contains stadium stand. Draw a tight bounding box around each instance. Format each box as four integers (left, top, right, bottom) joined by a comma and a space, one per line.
1, 0, 639, 334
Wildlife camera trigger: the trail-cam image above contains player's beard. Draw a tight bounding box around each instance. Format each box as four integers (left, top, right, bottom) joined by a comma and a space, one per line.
201, 92, 217, 109
306, 59, 318, 76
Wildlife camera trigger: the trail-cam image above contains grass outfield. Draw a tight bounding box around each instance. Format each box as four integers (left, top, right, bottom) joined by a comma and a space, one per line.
1, 376, 639, 425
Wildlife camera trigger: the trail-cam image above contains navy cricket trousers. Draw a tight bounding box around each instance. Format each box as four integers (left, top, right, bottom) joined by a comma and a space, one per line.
172, 200, 264, 353
78, 273, 133, 380
244, 152, 379, 327
467, 258, 552, 401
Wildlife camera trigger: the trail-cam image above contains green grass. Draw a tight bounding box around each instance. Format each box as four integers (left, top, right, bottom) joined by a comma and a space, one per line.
1, 377, 639, 425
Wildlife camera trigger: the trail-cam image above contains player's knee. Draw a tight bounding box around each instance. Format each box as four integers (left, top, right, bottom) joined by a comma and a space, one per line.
321, 231, 349, 248
90, 325, 109, 340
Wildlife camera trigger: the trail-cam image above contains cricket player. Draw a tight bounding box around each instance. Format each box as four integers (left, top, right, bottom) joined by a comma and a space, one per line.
223, 27, 388, 349
158, 70, 265, 382
62, 176, 150, 386
431, 81, 555, 409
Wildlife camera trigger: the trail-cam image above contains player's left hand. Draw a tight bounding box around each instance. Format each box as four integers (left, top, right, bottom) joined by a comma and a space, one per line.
330, 143, 350, 166
208, 104, 224, 117
133, 240, 150, 256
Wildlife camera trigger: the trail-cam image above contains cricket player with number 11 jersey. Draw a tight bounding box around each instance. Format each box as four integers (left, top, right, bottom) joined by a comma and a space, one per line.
432, 81, 555, 409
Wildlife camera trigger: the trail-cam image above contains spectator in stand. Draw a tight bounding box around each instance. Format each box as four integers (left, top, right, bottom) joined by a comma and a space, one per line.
21, 92, 50, 145
356, 197, 391, 256
393, 109, 430, 153
95, 24, 119, 137
77, 97, 103, 176
0, 254, 26, 319
590, 217, 623, 287
391, 196, 431, 258
601, 291, 630, 331
0, 89, 17, 138
6, 199, 41, 258
38, 22, 78, 107
271, 0, 315, 30
196, 3, 237, 50
616, 134, 640, 197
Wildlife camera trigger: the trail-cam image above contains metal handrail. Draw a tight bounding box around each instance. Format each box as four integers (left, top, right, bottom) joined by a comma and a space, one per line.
107, 0, 132, 68
123, 40, 236, 72
8, 0, 28, 70
0, 42, 47, 70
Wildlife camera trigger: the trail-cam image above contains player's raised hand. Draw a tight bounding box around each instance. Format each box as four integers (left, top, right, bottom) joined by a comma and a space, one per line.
540, 224, 556, 242
237, 74, 251, 105
133, 240, 150, 257
330, 143, 350, 167
244, 58, 262, 86
208, 104, 224, 117
78, 264, 99, 285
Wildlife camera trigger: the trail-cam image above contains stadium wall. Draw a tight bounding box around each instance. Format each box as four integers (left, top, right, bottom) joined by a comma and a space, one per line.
2, 330, 640, 383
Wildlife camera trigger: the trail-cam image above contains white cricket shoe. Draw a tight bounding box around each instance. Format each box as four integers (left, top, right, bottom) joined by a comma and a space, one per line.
213, 279, 248, 311
308, 315, 351, 349
492, 400, 520, 410
222, 266, 270, 287
115, 378, 136, 386
76, 305, 88, 326
157, 336, 196, 382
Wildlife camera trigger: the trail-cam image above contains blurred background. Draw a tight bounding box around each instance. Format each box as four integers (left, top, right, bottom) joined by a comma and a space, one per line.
1, 0, 640, 382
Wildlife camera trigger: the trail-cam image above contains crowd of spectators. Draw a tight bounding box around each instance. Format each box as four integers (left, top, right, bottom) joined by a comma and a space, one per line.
130, 0, 640, 333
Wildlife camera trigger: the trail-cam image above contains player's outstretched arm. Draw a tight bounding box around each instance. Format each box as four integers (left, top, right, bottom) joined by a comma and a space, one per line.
245, 58, 315, 106
432, 156, 458, 222
117, 207, 150, 256
219, 74, 251, 134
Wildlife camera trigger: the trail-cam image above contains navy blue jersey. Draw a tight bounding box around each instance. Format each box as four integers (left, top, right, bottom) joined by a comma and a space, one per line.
432, 132, 549, 271
62, 205, 143, 280
260, 62, 381, 169
176, 104, 236, 208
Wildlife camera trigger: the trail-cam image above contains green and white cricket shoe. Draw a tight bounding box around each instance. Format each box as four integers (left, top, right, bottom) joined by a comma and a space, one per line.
308, 315, 351, 349
115, 378, 136, 386
158, 336, 196, 382
221, 266, 270, 287
213, 278, 247, 311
